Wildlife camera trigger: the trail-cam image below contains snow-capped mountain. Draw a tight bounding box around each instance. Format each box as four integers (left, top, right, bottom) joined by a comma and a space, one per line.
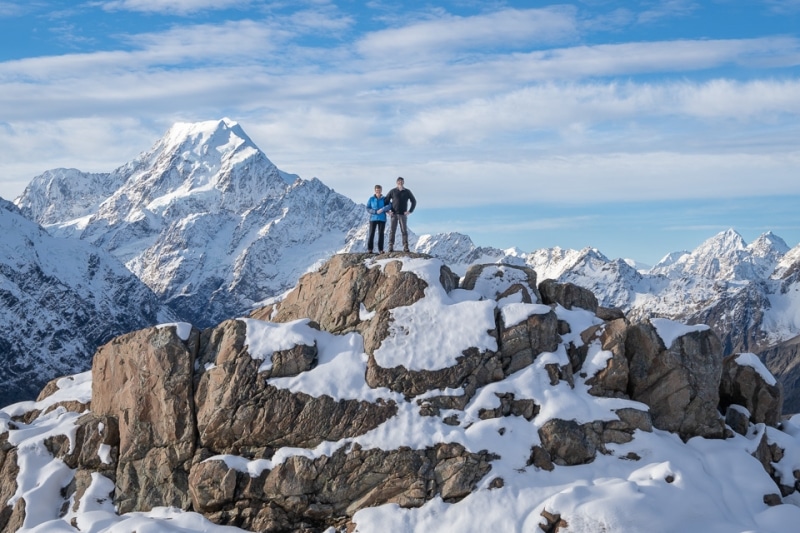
11, 119, 800, 410
0, 198, 177, 406
16, 119, 366, 328
650, 228, 789, 281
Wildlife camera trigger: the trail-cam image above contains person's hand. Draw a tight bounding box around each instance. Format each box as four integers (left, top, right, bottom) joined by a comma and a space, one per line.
404, 211, 410, 216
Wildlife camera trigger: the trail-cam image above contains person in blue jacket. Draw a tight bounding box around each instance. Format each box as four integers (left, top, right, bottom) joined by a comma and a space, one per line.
366, 184, 391, 254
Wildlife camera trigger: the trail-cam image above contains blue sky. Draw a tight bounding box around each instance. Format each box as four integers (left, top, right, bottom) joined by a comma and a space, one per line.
1, 1, 799, 264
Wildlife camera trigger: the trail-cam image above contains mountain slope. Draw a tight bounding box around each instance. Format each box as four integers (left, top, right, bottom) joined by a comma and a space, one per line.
15, 119, 366, 327
0, 199, 177, 406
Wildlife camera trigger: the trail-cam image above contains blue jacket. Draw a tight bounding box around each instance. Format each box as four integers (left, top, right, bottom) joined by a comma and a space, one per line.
367, 195, 390, 222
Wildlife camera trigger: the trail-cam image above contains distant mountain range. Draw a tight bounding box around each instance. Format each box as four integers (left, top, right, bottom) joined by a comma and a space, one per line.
7, 118, 800, 410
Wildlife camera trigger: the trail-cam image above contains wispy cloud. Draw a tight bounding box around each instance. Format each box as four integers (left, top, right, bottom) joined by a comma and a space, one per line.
398, 77, 800, 145
636, 0, 700, 25
764, 0, 800, 14
96, 0, 255, 15
356, 7, 579, 59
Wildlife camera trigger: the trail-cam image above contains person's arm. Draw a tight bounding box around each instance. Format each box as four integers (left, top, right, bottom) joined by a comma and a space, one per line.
366, 197, 376, 215
408, 190, 417, 213
384, 190, 395, 214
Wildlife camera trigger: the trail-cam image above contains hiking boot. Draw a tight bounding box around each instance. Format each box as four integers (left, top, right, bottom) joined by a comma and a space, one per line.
403, 247, 410, 253
388, 247, 394, 253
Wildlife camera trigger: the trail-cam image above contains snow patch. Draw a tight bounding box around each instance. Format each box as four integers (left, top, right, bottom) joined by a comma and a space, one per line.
735, 353, 777, 386
157, 321, 193, 341
651, 317, 710, 348
240, 318, 317, 373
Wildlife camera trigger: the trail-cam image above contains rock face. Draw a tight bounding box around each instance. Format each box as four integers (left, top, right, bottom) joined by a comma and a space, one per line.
719, 353, 783, 428
625, 321, 725, 439
92, 324, 200, 513
0, 254, 791, 532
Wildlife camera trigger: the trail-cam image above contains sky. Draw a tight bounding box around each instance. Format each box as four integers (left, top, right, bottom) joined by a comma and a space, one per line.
1, 0, 799, 265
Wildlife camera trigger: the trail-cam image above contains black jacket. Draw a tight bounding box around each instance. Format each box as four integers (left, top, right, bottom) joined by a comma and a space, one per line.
385, 187, 416, 214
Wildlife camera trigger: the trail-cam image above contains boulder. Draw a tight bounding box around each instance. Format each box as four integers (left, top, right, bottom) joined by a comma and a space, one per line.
537, 409, 652, 466
190, 443, 494, 531
91, 324, 200, 513
625, 321, 724, 439
0, 442, 19, 531
194, 320, 398, 453
538, 279, 598, 313
719, 353, 782, 427
585, 318, 630, 398
499, 308, 560, 376
461, 263, 542, 303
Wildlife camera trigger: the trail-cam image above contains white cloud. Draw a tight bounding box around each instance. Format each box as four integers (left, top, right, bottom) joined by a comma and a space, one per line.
397, 77, 800, 145
356, 7, 579, 59
0, 1, 27, 17
636, 0, 700, 25
97, 0, 253, 15
764, 0, 800, 14
268, 150, 800, 209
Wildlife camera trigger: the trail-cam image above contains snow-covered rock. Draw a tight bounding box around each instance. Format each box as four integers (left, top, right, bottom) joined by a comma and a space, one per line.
2, 253, 799, 533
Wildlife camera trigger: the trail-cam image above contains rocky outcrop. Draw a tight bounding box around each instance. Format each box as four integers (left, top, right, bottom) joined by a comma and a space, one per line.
584, 318, 630, 398
194, 319, 397, 452
538, 279, 598, 313
534, 408, 653, 467
719, 354, 783, 427
461, 263, 542, 304
2, 254, 789, 532
624, 321, 725, 439
0, 437, 20, 531
92, 324, 200, 513
190, 443, 494, 531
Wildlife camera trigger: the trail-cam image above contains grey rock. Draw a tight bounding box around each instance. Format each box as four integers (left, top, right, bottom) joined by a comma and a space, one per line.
538, 279, 598, 313
625, 321, 725, 439
720, 354, 782, 427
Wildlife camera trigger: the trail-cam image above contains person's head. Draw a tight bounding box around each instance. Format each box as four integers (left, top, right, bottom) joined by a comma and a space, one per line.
396, 177, 405, 189
374, 185, 382, 196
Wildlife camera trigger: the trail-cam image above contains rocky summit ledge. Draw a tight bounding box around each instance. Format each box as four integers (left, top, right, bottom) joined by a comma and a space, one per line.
0, 253, 795, 533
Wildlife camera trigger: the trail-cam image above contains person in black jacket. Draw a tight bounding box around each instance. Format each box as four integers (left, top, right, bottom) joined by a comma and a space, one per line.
384, 176, 416, 252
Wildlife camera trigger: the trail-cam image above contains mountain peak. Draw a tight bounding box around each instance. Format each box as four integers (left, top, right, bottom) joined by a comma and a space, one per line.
749, 231, 790, 257
705, 228, 746, 252
154, 117, 257, 162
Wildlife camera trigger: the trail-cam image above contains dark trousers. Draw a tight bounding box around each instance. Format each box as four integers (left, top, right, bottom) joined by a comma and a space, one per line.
389, 214, 409, 249
368, 221, 385, 252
